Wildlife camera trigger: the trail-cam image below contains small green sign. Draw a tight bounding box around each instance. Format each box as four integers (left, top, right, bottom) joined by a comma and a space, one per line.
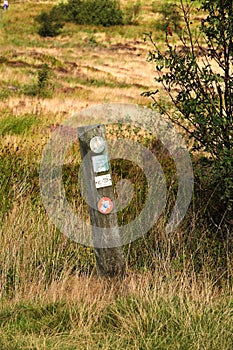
92, 154, 109, 173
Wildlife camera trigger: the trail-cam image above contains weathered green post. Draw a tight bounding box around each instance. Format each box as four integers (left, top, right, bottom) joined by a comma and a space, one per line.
78, 124, 125, 278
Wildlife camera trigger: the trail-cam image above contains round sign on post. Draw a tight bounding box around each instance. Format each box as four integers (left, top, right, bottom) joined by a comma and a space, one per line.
97, 197, 114, 214
90, 136, 106, 154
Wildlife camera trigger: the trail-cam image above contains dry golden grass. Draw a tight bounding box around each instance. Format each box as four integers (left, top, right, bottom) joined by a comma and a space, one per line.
0, 0, 160, 123
0, 3, 232, 348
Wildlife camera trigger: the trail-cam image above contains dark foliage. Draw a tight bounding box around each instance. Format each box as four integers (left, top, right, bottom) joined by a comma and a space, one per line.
143, 0, 233, 234
35, 10, 64, 37
66, 0, 123, 26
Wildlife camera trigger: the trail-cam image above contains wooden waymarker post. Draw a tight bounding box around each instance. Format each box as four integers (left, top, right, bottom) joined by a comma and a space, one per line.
78, 124, 125, 278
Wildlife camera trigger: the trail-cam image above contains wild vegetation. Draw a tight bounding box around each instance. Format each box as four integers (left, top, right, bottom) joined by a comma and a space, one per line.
36, 0, 142, 37
143, 0, 233, 232
0, 0, 232, 348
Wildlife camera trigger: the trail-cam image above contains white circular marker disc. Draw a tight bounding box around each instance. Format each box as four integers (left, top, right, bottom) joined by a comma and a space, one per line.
90, 136, 106, 153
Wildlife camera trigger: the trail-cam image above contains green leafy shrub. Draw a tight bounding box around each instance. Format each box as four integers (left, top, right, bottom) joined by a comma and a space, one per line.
23, 64, 54, 98
36, 0, 136, 30
37, 0, 124, 28
143, 0, 233, 233
36, 10, 64, 37
66, 0, 123, 26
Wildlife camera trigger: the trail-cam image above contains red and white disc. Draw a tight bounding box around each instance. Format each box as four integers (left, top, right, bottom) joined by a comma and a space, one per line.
97, 197, 114, 214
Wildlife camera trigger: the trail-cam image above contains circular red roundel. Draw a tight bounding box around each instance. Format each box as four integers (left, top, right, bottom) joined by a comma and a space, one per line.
97, 197, 114, 214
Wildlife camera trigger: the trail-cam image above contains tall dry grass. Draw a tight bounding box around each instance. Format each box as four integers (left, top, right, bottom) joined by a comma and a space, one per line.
0, 2, 232, 348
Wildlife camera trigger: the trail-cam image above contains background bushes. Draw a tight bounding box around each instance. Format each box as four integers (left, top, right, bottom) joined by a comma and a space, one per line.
66, 0, 123, 26
143, 0, 233, 237
36, 0, 124, 36
36, 0, 143, 36
36, 10, 64, 37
